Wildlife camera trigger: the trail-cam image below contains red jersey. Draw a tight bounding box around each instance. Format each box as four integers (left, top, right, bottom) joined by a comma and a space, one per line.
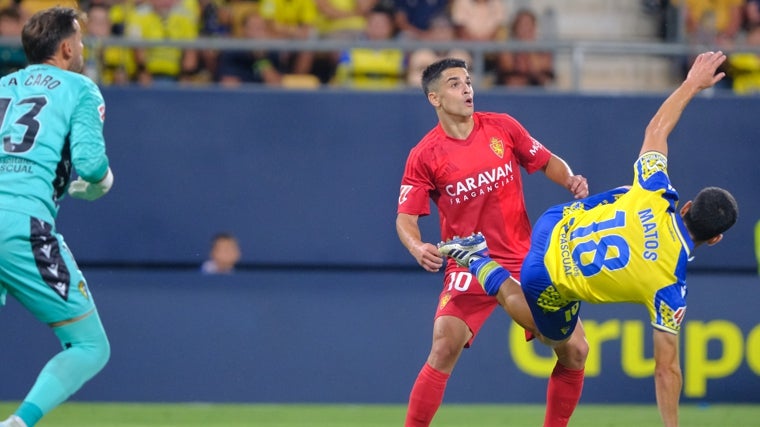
398, 111, 552, 273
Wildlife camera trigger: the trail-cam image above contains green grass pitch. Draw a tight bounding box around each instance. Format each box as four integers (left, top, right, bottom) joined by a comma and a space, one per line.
2, 402, 759, 426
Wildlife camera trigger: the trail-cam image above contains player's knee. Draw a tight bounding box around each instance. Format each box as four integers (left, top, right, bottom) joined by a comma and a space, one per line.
428, 335, 467, 368
55, 314, 111, 377
69, 329, 110, 379
81, 312, 110, 372
429, 341, 461, 364
555, 333, 589, 368
570, 337, 589, 362
86, 331, 110, 374
572, 324, 590, 360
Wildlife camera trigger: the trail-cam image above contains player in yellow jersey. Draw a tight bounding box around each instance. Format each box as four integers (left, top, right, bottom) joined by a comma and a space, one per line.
438, 51, 738, 427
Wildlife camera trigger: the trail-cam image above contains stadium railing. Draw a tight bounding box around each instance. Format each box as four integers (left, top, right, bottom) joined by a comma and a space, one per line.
2, 36, 760, 92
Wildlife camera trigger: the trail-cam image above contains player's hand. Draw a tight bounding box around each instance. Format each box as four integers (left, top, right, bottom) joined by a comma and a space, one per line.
68, 168, 114, 201
567, 174, 588, 199
686, 51, 727, 90
412, 242, 444, 273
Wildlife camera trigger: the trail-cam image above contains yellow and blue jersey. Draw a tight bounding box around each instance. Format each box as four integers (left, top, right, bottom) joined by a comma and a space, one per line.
539, 151, 693, 335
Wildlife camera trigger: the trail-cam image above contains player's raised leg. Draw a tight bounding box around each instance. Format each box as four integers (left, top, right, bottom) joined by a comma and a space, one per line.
0, 214, 110, 427
440, 234, 587, 427
11, 311, 110, 427
438, 233, 513, 296
436, 233, 489, 267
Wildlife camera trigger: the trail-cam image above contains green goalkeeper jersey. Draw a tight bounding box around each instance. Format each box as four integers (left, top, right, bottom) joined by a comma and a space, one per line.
0, 64, 109, 223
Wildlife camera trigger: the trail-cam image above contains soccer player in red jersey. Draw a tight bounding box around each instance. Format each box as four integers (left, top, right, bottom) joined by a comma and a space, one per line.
396, 57, 589, 427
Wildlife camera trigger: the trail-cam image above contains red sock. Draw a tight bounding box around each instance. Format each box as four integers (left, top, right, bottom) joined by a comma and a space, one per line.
405, 363, 450, 427
544, 362, 584, 427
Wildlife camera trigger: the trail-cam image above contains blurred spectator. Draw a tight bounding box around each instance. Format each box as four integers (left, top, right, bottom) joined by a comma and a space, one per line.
333, 5, 404, 89
259, 0, 318, 75
200, 0, 230, 36
313, 0, 375, 82
126, 0, 200, 85
406, 14, 472, 87
728, 24, 760, 94
450, 0, 506, 42
673, 0, 743, 47
197, 0, 231, 80
216, 11, 284, 86
17, 0, 78, 21
672, 0, 742, 88
0, 7, 26, 77
201, 233, 241, 275
393, 0, 449, 40
745, 0, 760, 29
450, 0, 506, 80
316, 0, 374, 40
226, 0, 259, 36
84, 4, 136, 85
107, 0, 138, 37
495, 8, 554, 87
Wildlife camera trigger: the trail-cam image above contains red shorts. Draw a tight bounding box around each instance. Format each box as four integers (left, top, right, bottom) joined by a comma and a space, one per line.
435, 265, 522, 347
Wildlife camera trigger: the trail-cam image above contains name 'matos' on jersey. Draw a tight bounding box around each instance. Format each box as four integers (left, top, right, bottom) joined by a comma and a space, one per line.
0, 64, 109, 224
398, 112, 552, 271
542, 151, 693, 334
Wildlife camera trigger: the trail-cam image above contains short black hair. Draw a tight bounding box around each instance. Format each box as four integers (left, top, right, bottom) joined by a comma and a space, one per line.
421, 57, 467, 95
22, 6, 81, 64
683, 186, 738, 242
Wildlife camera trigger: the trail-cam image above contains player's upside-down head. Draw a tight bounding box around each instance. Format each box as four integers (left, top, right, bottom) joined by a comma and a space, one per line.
683, 186, 738, 244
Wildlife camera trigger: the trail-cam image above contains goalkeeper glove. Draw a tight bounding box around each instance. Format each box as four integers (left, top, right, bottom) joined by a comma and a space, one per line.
68, 167, 114, 201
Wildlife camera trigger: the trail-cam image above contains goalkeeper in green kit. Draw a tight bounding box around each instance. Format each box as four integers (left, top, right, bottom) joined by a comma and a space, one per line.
0, 7, 114, 427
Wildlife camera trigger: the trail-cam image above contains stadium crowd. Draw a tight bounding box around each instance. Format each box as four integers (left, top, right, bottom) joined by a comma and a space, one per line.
0, 0, 759, 93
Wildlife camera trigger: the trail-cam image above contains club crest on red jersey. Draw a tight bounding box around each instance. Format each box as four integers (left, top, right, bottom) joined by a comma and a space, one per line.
489, 137, 504, 158
439, 292, 451, 310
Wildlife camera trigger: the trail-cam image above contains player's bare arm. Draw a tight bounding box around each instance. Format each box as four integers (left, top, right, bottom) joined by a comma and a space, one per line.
653, 329, 682, 427
640, 51, 726, 157
542, 154, 589, 199
396, 213, 444, 273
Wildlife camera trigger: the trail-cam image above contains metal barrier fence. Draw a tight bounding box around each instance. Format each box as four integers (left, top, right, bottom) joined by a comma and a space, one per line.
3, 35, 760, 92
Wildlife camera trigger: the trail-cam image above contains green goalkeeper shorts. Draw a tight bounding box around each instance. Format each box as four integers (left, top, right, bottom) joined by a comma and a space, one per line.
0, 210, 96, 324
